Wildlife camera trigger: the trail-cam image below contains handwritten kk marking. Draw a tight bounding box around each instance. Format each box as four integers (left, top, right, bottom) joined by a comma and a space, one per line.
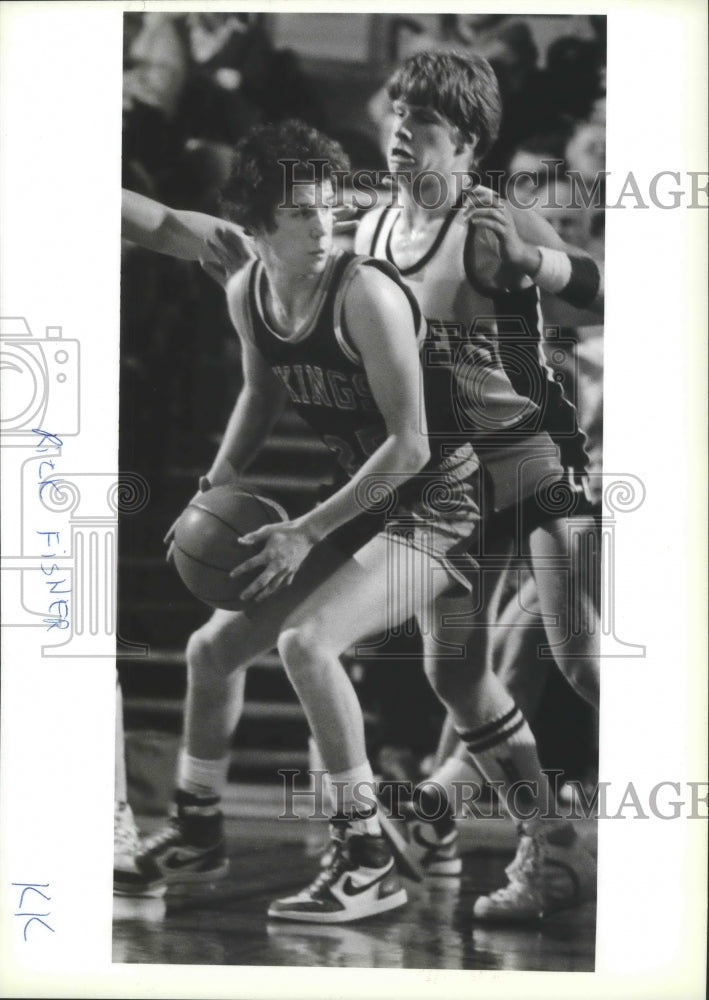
11, 882, 54, 941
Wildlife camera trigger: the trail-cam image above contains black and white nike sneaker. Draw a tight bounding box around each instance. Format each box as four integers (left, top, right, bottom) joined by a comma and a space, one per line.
268, 817, 407, 923
113, 790, 228, 896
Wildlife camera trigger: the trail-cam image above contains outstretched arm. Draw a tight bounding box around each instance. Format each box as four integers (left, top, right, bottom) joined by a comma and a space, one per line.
121, 189, 253, 281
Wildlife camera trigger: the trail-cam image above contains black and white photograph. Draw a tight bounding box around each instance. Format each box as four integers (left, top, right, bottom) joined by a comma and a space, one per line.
115, 8, 607, 973
0, 3, 706, 999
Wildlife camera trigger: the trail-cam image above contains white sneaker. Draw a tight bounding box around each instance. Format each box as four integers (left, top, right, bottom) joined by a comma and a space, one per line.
473, 822, 596, 922
114, 801, 140, 871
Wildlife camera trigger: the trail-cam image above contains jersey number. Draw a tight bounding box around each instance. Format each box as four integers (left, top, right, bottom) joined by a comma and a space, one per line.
322, 427, 386, 476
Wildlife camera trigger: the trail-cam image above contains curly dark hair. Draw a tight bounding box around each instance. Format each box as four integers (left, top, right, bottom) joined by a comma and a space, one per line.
387, 51, 502, 162
220, 119, 351, 233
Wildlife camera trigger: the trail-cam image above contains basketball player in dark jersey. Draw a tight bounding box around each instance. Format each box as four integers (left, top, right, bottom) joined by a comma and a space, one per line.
116, 120, 492, 923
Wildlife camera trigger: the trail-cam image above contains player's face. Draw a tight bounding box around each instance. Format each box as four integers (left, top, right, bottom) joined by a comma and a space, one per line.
388, 100, 471, 183
258, 182, 335, 276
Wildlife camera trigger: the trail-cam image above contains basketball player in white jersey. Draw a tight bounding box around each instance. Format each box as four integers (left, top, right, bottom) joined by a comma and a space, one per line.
344, 50, 603, 917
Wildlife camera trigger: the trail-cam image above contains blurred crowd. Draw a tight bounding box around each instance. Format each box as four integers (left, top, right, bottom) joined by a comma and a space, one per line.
122, 12, 327, 210
122, 12, 606, 212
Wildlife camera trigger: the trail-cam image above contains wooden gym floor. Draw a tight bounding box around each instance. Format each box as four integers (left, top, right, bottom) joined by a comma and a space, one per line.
113, 785, 596, 973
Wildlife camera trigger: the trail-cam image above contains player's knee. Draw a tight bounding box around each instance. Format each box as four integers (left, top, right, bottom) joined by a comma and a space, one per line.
186, 626, 227, 682
278, 621, 328, 677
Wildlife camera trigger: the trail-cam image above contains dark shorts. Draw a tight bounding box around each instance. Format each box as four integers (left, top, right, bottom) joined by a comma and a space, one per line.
468, 432, 596, 555
482, 469, 600, 556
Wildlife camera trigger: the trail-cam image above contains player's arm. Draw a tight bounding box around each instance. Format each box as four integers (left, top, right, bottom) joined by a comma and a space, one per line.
296, 266, 430, 543
163, 275, 285, 562
232, 267, 430, 602
465, 187, 604, 316
121, 189, 253, 283
206, 275, 288, 486
508, 199, 604, 315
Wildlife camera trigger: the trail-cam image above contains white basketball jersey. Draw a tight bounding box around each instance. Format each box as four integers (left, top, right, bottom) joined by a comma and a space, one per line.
361, 203, 546, 441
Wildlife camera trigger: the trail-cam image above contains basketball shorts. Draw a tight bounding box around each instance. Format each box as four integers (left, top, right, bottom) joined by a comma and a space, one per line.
369, 442, 481, 596
477, 431, 598, 553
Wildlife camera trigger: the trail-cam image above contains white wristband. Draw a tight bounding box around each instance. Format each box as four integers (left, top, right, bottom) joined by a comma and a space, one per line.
533, 245, 572, 293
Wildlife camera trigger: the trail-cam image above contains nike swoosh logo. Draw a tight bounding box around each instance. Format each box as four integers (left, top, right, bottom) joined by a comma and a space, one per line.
341, 869, 389, 897
161, 849, 204, 870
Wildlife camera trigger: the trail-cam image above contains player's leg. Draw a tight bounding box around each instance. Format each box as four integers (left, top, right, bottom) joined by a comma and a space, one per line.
528, 516, 600, 708
490, 568, 552, 723
397, 555, 521, 873
419, 588, 554, 815
114, 675, 141, 872
403, 567, 554, 877
112, 608, 280, 895
270, 534, 459, 922
114, 540, 356, 896
395, 595, 487, 877
422, 590, 595, 921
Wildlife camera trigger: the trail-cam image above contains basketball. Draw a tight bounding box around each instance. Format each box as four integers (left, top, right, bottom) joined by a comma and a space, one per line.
171, 486, 288, 610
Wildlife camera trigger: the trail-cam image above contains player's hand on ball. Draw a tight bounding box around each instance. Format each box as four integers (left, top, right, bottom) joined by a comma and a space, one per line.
200, 227, 253, 288
164, 475, 211, 565
464, 186, 528, 265
463, 186, 540, 288
230, 520, 314, 602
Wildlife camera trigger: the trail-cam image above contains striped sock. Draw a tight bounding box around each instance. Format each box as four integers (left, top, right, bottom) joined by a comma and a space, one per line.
456, 701, 554, 823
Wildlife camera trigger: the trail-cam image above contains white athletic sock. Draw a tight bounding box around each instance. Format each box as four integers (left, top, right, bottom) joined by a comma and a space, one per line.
328, 761, 380, 835
178, 749, 230, 800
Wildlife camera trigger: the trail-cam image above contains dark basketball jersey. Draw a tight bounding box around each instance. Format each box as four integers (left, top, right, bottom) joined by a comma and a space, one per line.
229, 250, 428, 479
363, 204, 589, 475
